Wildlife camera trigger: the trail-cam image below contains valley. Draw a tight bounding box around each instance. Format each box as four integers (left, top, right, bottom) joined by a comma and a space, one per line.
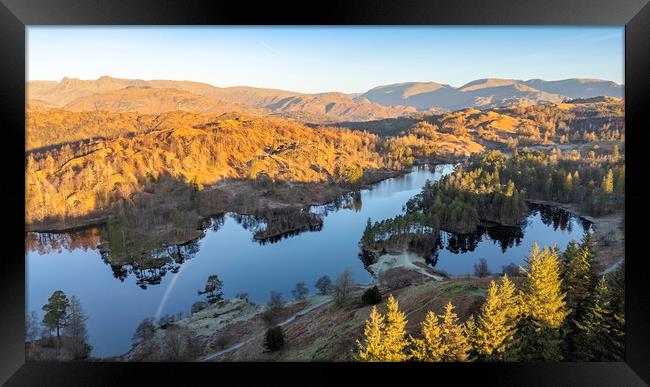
25, 75, 625, 363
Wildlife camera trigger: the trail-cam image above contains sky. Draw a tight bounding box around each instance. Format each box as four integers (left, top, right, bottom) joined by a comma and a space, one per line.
27, 26, 624, 94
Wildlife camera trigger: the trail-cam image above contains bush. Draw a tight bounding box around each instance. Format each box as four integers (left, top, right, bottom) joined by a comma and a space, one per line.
361, 286, 382, 305
263, 326, 285, 352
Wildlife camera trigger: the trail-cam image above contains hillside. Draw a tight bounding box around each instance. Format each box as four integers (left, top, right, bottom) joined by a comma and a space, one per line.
63, 87, 265, 115
27, 76, 414, 122
361, 78, 623, 111
27, 76, 623, 122
340, 97, 625, 149
25, 112, 392, 229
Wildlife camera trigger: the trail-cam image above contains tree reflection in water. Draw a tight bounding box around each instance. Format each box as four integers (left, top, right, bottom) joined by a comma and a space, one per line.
100, 239, 200, 289
358, 203, 592, 271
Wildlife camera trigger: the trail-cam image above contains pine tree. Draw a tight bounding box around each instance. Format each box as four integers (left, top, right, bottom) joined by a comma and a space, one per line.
382, 294, 409, 361
608, 259, 625, 316
562, 239, 596, 315
357, 306, 385, 361
410, 311, 445, 361
42, 290, 70, 339
573, 277, 624, 361
440, 302, 469, 361
471, 276, 520, 360
510, 244, 568, 361
521, 244, 568, 329
361, 217, 374, 247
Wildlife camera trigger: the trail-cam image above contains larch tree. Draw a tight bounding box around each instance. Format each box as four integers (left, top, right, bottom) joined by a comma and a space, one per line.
440, 301, 470, 362
471, 276, 520, 361
357, 294, 409, 362
357, 306, 386, 362
511, 244, 568, 361
521, 244, 568, 329
382, 294, 409, 362
410, 311, 445, 362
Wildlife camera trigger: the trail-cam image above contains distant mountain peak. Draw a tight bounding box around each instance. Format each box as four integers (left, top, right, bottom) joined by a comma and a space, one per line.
27, 76, 623, 121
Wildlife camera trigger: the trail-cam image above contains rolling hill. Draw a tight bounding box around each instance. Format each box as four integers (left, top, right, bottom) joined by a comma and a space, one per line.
361, 78, 623, 111
27, 76, 623, 122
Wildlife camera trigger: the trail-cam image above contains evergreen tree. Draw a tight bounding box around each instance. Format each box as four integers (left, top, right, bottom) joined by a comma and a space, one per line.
357, 305, 386, 361
357, 295, 409, 362
562, 239, 596, 316
521, 244, 568, 329
410, 311, 445, 362
198, 274, 224, 304
42, 290, 70, 339
510, 244, 568, 361
573, 277, 624, 361
361, 217, 374, 247
608, 259, 625, 316
440, 302, 470, 361
263, 326, 285, 352
382, 294, 409, 361
471, 276, 520, 360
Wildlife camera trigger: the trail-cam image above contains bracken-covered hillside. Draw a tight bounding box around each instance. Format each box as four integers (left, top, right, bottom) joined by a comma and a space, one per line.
25, 112, 394, 226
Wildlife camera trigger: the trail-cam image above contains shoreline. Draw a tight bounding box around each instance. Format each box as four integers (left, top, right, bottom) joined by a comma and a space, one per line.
24, 164, 428, 236
525, 198, 624, 269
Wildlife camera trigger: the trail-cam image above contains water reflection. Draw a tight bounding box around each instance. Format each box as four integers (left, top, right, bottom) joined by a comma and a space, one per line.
100, 240, 201, 289
26, 164, 591, 357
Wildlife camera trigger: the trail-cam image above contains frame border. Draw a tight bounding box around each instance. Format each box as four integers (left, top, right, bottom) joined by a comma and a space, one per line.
1, 0, 648, 385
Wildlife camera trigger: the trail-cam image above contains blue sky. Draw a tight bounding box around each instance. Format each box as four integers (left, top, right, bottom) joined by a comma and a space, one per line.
27, 26, 624, 94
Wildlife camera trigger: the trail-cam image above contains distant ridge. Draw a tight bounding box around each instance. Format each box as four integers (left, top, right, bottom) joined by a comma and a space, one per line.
27, 76, 623, 122
361, 78, 623, 111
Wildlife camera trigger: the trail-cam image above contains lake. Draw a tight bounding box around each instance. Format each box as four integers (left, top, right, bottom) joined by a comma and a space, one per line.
26, 164, 591, 357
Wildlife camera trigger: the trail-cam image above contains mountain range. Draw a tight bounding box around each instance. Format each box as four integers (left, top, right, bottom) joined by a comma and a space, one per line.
27, 76, 623, 122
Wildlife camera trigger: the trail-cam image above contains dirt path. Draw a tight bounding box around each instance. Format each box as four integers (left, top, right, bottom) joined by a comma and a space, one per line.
369, 252, 444, 282
199, 297, 333, 362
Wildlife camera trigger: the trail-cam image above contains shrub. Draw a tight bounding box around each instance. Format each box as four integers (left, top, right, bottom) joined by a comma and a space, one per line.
263, 326, 285, 352
361, 286, 382, 305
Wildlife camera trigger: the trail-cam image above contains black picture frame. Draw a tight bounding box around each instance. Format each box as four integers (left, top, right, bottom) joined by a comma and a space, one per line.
1, 0, 648, 385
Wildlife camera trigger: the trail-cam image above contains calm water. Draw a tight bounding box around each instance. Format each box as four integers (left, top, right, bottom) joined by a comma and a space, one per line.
26, 164, 591, 357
